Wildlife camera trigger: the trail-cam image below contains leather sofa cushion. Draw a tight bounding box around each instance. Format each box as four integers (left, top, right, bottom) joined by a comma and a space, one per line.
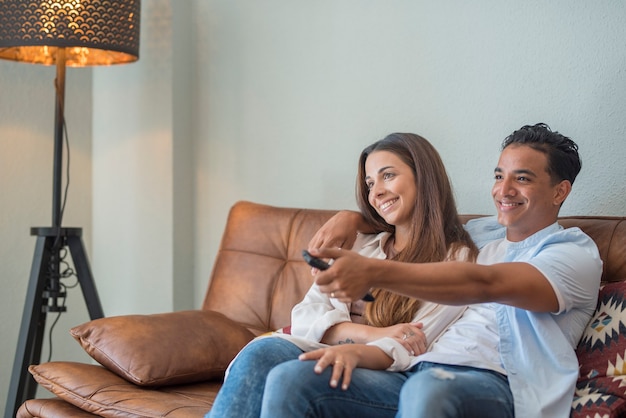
28, 362, 221, 417
17, 397, 98, 418
70, 310, 254, 386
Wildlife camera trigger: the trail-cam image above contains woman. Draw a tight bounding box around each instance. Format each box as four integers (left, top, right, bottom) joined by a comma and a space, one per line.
206, 133, 477, 418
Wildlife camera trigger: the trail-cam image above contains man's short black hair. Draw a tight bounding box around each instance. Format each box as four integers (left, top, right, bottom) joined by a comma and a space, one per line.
502, 123, 582, 185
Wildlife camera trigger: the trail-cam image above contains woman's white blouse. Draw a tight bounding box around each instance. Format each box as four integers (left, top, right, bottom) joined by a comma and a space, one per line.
280, 232, 470, 371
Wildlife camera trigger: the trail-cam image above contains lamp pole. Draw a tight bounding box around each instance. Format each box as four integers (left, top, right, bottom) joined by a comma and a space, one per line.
46, 48, 67, 315
53, 48, 65, 229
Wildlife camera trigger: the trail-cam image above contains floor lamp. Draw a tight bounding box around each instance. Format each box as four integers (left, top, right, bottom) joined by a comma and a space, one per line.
0, 2, 141, 416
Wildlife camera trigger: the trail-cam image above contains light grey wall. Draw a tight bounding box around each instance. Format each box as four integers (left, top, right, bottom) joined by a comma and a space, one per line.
1, 0, 626, 412
91, 0, 195, 318
92, 0, 176, 317
192, 0, 626, 305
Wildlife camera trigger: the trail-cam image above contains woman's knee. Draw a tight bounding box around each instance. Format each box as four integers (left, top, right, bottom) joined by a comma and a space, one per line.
232, 337, 301, 371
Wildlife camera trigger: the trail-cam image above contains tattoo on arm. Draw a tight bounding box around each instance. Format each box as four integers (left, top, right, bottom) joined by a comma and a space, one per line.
337, 338, 355, 345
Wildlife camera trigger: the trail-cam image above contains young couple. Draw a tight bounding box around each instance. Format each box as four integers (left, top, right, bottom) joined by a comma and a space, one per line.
208, 124, 602, 418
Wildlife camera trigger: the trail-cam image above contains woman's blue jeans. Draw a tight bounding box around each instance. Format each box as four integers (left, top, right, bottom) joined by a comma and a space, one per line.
206, 336, 304, 418
207, 336, 514, 418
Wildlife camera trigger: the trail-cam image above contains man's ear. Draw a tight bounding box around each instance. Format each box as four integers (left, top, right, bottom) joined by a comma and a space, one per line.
554, 180, 572, 206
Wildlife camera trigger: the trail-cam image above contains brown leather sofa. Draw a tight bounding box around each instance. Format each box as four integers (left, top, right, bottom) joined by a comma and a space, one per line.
15, 201, 626, 418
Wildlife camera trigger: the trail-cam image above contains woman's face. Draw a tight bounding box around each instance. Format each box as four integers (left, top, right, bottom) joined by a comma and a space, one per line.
364, 150, 417, 229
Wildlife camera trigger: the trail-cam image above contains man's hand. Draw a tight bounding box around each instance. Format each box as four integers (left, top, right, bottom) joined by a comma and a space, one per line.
311, 247, 376, 302
308, 211, 369, 251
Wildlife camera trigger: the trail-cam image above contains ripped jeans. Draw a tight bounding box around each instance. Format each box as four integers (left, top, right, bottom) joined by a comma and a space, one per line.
397, 362, 514, 418
262, 361, 514, 418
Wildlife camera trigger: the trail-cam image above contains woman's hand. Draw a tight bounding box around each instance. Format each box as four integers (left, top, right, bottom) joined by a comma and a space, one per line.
308, 211, 369, 251
299, 344, 392, 390
375, 323, 427, 356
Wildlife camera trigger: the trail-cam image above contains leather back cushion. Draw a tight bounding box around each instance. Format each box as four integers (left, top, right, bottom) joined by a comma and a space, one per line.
558, 216, 626, 285
203, 201, 337, 336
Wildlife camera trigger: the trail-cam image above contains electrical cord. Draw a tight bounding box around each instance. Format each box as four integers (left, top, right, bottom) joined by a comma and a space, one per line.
46, 296, 64, 363
45, 75, 74, 362
46, 247, 80, 362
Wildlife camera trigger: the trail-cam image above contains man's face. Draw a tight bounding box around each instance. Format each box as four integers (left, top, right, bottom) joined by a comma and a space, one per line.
491, 144, 570, 242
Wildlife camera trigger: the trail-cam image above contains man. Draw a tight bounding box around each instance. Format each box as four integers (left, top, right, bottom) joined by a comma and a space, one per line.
263, 124, 602, 417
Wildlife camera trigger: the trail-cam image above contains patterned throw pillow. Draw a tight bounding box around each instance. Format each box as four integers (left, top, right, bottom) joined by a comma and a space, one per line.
577, 282, 626, 381
573, 282, 626, 417
573, 376, 626, 418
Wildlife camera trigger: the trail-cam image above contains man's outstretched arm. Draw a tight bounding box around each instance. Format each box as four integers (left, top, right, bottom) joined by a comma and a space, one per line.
311, 247, 560, 313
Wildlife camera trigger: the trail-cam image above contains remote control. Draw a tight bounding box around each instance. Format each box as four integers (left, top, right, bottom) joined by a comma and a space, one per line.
302, 250, 375, 302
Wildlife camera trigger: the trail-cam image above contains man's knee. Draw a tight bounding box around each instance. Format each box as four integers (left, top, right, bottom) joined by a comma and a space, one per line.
399, 366, 470, 417
399, 366, 513, 418
401, 366, 458, 400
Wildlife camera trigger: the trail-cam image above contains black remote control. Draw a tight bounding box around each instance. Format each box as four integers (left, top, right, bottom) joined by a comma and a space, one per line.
302, 249, 331, 270
302, 250, 375, 302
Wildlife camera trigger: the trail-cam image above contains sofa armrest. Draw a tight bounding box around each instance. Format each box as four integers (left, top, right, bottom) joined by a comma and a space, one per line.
70, 310, 255, 386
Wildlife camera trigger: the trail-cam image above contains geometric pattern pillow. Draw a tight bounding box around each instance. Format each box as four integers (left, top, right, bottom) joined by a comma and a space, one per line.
576, 282, 626, 381
572, 376, 626, 418
573, 282, 626, 417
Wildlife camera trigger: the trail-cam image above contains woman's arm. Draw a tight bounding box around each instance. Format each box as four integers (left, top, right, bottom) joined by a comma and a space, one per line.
291, 282, 426, 354
321, 321, 425, 352
294, 233, 380, 342
289, 284, 353, 341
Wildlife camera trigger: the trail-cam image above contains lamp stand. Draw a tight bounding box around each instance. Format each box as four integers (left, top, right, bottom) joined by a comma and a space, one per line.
5, 49, 105, 418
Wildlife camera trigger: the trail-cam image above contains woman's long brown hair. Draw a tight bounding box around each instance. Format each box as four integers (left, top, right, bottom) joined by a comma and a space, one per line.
355, 133, 478, 327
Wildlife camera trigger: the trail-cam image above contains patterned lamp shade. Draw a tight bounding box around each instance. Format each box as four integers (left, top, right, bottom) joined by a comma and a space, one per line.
0, 0, 140, 66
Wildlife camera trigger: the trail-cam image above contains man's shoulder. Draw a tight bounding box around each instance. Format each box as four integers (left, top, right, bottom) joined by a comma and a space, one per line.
542, 223, 599, 252
477, 222, 600, 264
509, 223, 601, 282
464, 216, 506, 249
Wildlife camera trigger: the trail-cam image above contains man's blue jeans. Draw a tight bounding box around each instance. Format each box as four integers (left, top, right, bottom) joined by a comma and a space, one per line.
261, 359, 513, 418
207, 336, 514, 418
